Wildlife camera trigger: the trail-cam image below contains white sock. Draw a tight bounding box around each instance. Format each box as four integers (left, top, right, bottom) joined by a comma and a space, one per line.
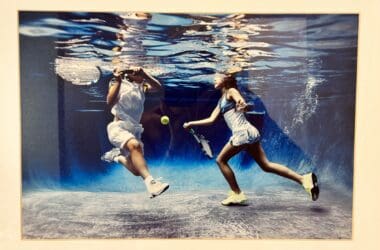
114, 155, 122, 163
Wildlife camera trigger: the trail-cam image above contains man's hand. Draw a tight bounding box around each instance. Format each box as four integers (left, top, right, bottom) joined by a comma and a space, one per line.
112, 67, 125, 78
130, 66, 144, 76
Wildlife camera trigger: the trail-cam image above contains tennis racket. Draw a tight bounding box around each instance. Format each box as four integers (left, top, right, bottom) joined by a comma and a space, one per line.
188, 128, 213, 159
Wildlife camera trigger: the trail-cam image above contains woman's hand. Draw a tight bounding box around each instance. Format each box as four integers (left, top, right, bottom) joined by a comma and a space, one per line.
236, 100, 248, 112
183, 122, 192, 130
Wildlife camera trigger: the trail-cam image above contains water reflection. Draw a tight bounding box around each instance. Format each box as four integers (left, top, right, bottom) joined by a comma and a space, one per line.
19, 12, 357, 188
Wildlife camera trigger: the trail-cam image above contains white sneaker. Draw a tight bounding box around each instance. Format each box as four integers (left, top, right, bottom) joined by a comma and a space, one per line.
145, 176, 169, 198
302, 172, 319, 201
101, 148, 121, 163
221, 190, 248, 206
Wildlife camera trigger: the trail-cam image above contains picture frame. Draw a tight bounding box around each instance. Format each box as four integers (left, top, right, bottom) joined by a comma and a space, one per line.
1, 0, 380, 249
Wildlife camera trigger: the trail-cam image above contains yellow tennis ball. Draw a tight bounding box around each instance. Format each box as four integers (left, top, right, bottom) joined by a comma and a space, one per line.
160, 115, 170, 125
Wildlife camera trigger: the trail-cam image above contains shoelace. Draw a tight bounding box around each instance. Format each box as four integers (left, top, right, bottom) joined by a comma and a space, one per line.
150, 177, 164, 185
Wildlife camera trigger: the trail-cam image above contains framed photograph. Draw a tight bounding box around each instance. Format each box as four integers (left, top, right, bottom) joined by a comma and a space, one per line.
1, 0, 380, 249
19, 11, 356, 239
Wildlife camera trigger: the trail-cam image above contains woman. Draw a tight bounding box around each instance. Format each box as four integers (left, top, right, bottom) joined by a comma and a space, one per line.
101, 66, 169, 198
183, 73, 319, 205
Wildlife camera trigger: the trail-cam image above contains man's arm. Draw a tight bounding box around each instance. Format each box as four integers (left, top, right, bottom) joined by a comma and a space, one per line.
139, 68, 162, 92
106, 69, 123, 106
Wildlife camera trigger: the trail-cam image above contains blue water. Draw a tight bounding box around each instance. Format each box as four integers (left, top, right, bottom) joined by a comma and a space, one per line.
19, 12, 357, 192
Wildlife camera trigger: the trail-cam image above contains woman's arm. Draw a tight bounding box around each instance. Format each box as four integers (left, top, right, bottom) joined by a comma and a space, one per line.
183, 105, 221, 129
227, 88, 248, 111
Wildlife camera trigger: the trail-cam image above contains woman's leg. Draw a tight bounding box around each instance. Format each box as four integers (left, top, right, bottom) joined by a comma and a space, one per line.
246, 142, 303, 185
216, 142, 246, 193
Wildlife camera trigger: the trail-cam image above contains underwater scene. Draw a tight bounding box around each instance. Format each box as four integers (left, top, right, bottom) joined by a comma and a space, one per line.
20, 12, 357, 239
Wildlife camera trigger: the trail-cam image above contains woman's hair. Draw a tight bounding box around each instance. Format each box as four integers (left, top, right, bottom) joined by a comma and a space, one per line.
221, 74, 237, 89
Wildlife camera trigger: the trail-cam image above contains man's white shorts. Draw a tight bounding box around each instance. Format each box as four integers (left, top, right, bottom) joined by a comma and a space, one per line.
107, 120, 144, 156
